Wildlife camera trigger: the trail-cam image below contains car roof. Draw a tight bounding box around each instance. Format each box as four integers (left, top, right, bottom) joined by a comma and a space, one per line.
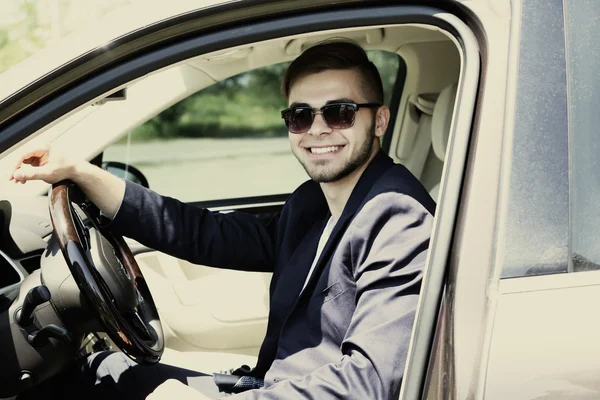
0, 0, 473, 110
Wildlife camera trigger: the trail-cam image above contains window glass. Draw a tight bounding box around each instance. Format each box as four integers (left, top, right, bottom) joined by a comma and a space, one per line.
565, 0, 600, 271
501, 0, 600, 277
102, 51, 402, 202
500, 0, 569, 278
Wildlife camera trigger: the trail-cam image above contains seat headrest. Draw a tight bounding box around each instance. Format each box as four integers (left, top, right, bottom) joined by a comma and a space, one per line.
413, 93, 438, 115
432, 82, 458, 161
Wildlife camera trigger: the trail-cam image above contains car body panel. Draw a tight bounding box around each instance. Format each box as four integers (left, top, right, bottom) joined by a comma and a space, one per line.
485, 273, 600, 399
424, 1, 600, 399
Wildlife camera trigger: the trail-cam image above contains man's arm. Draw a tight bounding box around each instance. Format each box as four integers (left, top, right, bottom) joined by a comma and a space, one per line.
72, 161, 125, 218
10, 146, 277, 271
109, 180, 278, 271
231, 192, 433, 399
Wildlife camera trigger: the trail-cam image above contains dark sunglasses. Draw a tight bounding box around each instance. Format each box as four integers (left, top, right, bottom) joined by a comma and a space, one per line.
281, 102, 381, 134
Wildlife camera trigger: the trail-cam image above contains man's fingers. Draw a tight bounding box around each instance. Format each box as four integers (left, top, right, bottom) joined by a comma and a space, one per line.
10, 147, 51, 182
12, 169, 35, 183
12, 164, 52, 184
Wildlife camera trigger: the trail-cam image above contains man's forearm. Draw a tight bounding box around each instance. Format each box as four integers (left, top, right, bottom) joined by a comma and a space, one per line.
71, 161, 125, 219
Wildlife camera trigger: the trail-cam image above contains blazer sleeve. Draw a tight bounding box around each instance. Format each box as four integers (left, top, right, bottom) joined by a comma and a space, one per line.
228, 192, 433, 399
107, 181, 278, 272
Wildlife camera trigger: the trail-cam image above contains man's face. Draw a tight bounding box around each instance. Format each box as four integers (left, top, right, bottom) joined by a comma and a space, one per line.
287, 69, 385, 183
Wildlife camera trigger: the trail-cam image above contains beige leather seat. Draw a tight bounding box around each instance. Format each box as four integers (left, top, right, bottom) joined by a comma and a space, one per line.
136, 253, 263, 374
398, 92, 437, 178
428, 82, 458, 200
406, 93, 437, 178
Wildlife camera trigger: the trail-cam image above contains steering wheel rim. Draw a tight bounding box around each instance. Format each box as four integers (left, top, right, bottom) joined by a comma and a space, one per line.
48, 181, 164, 364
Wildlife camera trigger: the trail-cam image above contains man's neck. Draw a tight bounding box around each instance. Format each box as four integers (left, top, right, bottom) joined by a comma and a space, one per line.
320, 147, 379, 221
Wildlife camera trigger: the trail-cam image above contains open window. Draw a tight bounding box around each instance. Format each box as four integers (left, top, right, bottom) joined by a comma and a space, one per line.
101, 50, 404, 202
82, 24, 466, 366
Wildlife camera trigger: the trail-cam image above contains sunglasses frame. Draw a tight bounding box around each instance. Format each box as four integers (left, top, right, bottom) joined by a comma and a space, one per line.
281, 102, 381, 134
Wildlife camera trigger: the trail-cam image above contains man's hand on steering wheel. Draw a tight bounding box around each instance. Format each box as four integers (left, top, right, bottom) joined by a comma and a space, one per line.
10, 144, 126, 220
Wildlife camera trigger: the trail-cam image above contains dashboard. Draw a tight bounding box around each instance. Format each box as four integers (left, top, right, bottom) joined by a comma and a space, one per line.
0, 196, 51, 337
0, 196, 51, 291
0, 196, 86, 398
0, 251, 42, 317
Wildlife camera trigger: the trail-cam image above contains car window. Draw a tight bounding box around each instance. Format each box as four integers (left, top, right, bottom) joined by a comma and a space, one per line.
565, 0, 600, 271
102, 50, 402, 202
500, 0, 600, 277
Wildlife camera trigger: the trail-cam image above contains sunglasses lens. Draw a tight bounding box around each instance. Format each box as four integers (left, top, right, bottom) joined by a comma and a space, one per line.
286, 108, 313, 133
323, 104, 355, 129
283, 104, 358, 133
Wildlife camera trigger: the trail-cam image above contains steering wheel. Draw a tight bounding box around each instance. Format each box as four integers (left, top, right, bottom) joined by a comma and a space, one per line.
48, 181, 164, 364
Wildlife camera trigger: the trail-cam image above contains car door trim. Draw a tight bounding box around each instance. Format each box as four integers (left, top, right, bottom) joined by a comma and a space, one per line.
400, 12, 481, 400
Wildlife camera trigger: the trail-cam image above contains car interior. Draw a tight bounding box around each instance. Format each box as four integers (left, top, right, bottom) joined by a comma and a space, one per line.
0, 22, 460, 399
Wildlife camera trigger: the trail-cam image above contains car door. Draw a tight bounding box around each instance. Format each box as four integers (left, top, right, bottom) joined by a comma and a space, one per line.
417, 0, 600, 399
482, 1, 600, 398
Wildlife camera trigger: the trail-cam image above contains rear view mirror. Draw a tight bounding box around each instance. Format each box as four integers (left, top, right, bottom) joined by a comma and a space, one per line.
101, 161, 149, 188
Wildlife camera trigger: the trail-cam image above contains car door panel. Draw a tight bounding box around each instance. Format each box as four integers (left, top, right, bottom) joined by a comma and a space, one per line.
485, 273, 600, 399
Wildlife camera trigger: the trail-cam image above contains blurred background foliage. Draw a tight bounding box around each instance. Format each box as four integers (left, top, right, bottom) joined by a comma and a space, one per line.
0, 0, 135, 73
1, 0, 403, 142
132, 51, 402, 141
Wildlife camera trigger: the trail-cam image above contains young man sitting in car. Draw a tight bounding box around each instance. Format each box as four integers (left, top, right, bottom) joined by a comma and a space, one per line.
11, 39, 435, 400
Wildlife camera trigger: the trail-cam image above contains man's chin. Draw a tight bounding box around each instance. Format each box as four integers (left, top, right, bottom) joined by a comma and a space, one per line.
296, 152, 365, 183
307, 165, 351, 183
306, 149, 375, 184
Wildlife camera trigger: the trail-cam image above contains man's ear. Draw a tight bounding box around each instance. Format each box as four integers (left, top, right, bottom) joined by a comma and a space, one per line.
374, 106, 391, 138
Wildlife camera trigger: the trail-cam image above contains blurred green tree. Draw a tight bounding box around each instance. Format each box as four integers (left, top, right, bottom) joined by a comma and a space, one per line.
0, 0, 48, 72
130, 51, 401, 141
147, 102, 187, 138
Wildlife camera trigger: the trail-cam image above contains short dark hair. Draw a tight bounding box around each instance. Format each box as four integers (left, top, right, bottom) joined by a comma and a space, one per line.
281, 39, 384, 104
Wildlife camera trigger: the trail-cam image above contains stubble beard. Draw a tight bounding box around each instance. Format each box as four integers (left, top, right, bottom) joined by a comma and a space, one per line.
296, 120, 376, 184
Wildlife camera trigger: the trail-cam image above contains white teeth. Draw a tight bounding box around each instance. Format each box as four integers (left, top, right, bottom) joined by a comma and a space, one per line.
310, 146, 342, 154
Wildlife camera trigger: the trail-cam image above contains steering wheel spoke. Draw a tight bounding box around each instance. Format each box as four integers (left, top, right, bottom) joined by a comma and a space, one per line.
127, 310, 156, 342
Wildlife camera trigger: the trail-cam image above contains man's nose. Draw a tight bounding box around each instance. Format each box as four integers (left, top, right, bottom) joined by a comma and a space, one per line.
307, 112, 332, 136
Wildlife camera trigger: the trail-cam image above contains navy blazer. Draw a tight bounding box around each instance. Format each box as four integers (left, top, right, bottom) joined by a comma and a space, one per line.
110, 151, 436, 399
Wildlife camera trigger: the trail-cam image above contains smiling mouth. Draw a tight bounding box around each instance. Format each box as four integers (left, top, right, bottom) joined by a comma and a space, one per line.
307, 145, 344, 154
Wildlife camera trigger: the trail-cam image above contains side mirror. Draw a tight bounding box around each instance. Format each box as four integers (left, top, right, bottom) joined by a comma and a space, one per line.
101, 161, 149, 188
